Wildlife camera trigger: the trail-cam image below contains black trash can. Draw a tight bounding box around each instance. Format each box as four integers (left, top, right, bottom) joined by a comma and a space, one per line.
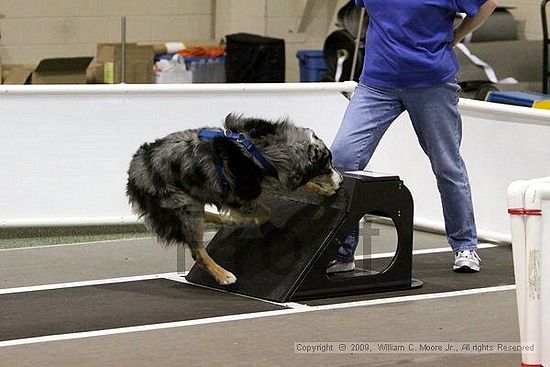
225, 33, 285, 83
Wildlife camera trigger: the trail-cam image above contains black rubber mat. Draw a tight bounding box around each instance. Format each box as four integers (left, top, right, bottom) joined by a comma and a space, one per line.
0, 279, 287, 342
305, 245, 515, 306
0, 246, 514, 341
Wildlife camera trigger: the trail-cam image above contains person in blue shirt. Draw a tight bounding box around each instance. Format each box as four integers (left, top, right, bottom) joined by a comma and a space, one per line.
328, 0, 497, 273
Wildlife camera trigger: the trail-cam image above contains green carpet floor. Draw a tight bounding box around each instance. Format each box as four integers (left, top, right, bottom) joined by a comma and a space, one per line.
0, 223, 222, 250
0, 225, 151, 249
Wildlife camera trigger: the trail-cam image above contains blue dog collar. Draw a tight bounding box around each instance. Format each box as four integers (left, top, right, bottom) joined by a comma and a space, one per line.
198, 128, 279, 178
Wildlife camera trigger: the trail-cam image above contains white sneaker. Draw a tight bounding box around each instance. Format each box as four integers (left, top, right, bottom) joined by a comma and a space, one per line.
453, 250, 481, 272
326, 259, 355, 274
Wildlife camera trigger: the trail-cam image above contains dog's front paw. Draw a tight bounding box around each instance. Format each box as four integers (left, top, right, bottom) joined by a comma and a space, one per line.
217, 271, 237, 285
253, 214, 271, 226
230, 214, 269, 227
305, 182, 338, 196
232, 216, 256, 226
324, 188, 338, 196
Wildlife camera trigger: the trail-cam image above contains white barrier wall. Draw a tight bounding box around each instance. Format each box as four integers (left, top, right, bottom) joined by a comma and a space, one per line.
0, 83, 354, 227
368, 99, 550, 243
1, 82, 549, 243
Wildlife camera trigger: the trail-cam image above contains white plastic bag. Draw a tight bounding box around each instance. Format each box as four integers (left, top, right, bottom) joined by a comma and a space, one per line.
154, 54, 193, 84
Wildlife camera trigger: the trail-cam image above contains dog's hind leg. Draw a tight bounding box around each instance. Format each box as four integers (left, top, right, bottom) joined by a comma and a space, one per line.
187, 213, 236, 285
155, 194, 236, 285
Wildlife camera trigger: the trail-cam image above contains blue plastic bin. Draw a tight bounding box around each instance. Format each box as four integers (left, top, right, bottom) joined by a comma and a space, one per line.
156, 54, 226, 83
296, 50, 327, 82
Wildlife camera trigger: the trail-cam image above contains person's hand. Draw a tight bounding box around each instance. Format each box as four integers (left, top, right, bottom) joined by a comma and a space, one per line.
453, 0, 497, 47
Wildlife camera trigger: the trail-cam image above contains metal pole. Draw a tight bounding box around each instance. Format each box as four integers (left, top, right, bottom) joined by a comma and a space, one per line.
350, 7, 365, 81
121, 16, 126, 84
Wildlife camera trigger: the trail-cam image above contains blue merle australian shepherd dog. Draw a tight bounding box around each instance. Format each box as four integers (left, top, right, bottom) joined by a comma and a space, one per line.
127, 114, 343, 285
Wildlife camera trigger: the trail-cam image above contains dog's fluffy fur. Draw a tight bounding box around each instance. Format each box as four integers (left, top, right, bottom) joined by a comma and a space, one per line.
127, 114, 342, 285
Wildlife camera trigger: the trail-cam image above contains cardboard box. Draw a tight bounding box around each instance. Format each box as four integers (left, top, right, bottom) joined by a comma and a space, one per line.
2, 64, 35, 84
87, 43, 154, 84
31, 57, 93, 84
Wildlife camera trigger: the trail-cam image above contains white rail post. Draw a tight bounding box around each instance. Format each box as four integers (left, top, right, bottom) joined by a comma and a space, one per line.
508, 177, 550, 367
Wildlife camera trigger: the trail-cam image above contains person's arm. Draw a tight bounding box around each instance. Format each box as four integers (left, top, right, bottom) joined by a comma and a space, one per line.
453, 0, 498, 46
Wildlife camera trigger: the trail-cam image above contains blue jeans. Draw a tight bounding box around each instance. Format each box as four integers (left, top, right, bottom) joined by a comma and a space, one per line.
331, 82, 477, 261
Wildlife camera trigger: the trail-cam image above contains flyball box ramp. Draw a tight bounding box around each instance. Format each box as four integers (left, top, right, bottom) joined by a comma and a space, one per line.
187, 172, 422, 302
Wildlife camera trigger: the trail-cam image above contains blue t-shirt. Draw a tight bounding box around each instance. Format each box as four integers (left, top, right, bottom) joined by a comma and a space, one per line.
356, 0, 487, 88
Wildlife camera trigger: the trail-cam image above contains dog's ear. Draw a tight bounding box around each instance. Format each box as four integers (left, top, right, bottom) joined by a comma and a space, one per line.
223, 113, 282, 138
282, 152, 310, 190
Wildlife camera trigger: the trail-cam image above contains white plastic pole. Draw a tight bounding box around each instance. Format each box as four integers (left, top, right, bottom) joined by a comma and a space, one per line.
121, 16, 126, 84
508, 177, 550, 367
523, 186, 542, 366
507, 180, 530, 360
524, 182, 550, 366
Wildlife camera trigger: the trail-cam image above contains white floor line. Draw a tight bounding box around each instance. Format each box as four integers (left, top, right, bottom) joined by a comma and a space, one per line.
0, 308, 307, 348
0, 284, 515, 348
354, 243, 499, 260
0, 273, 180, 295
162, 274, 293, 308
282, 302, 313, 310
0, 270, 304, 310
309, 284, 516, 311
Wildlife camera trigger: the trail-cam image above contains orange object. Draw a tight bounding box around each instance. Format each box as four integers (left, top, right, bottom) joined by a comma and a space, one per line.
176, 46, 224, 58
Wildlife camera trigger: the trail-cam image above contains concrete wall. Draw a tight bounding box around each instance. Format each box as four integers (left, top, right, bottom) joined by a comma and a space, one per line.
0, 0, 214, 64
0, 0, 332, 81
265, 0, 341, 83
500, 0, 542, 40
0, 0, 544, 80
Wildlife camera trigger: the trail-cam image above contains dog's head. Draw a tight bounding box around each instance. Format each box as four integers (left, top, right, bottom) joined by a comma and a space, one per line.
223, 114, 343, 196
294, 129, 343, 196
